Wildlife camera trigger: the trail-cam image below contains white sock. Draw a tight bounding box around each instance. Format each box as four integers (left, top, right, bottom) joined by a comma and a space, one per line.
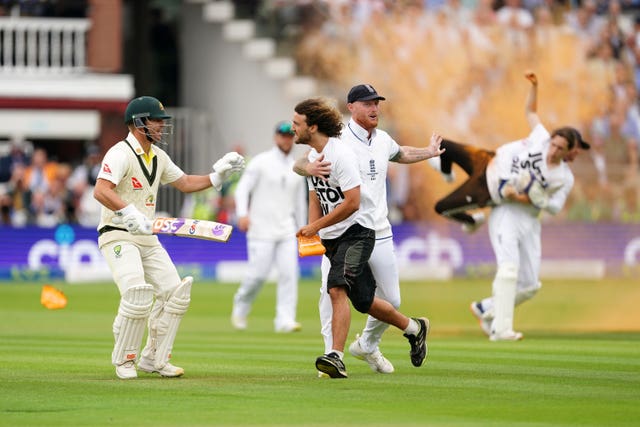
403, 318, 419, 335
330, 350, 344, 359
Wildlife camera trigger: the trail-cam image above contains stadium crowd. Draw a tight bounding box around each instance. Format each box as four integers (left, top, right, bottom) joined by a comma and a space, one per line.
0, 140, 101, 227
2, 0, 640, 226
286, 0, 640, 223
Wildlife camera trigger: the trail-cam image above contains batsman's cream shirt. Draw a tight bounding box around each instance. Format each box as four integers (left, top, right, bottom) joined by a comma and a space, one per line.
96, 133, 184, 247
342, 119, 400, 239
234, 146, 307, 240
306, 137, 375, 239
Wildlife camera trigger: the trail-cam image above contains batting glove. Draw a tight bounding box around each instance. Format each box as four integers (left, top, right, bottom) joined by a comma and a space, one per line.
113, 204, 153, 235
210, 151, 245, 190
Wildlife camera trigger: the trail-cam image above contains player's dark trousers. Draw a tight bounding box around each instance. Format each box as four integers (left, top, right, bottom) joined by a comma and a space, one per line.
434, 139, 495, 225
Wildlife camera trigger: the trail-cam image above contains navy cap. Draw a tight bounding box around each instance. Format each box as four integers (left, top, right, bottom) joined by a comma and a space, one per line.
347, 84, 386, 103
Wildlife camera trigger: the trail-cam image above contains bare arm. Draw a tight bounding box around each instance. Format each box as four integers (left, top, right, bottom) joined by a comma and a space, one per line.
391, 133, 445, 164
94, 178, 127, 211
170, 174, 213, 193
297, 186, 360, 237
524, 71, 542, 130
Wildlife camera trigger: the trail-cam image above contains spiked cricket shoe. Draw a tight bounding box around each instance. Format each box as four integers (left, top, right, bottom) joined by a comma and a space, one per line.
138, 358, 185, 377
469, 301, 491, 336
490, 330, 524, 342
115, 360, 137, 379
231, 315, 247, 331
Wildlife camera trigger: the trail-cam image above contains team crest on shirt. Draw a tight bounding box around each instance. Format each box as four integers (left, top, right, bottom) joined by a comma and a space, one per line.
367, 159, 378, 181
131, 177, 143, 190
113, 245, 122, 258
102, 163, 112, 174
145, 194, 155, 207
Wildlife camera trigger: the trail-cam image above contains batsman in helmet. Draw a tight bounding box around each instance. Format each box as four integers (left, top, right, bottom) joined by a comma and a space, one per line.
94, 96, 245, 379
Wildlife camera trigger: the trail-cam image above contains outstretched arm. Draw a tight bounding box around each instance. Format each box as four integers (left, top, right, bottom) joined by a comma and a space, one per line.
391, 132, 445, 164
524, 71, 542, 130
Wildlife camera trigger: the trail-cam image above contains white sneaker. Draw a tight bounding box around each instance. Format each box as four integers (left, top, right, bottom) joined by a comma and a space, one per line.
231, 315, 247, 330
489, 330, 524, 342
461, 212, 486, 234
275, 322, 302, 333
138, 358, 185, 377
348, 335, 394, 374
469, 301, 491, 336
115, 360, 137, 379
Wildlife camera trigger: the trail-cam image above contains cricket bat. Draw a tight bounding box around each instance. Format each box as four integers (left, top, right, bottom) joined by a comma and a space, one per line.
152, 217, 233, 242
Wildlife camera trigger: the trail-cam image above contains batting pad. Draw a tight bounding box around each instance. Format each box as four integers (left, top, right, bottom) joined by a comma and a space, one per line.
491, 264, 518, 336
112, 284, 154, 366
150, 276, 192, 369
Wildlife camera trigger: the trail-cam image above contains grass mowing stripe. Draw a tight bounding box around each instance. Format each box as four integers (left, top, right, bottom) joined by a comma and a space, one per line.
1, 280, 639, 427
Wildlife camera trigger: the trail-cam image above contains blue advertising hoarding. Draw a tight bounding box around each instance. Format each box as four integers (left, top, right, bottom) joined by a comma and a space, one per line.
1, 222, 640, 282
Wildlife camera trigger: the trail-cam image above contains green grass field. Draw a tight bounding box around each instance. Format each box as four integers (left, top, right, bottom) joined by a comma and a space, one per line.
1, 278, 638, 427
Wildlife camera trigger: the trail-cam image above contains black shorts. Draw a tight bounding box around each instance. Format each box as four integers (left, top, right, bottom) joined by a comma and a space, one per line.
322, 223, 376, 313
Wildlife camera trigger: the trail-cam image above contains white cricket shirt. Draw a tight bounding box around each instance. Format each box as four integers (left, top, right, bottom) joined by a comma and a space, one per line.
234, 146, 307, 240
486, 124, 575, 215
342, 119, 400, 239
96, 133, 184, 245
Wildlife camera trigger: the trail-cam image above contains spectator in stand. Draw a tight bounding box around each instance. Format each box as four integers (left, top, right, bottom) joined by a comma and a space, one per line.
31, 165, 72, 227
0, 163, 32, 226
565, 0, 600, 40
625, 14, 640, 91
24, 147, 57, 195
68, 145, 102, 226
0, 136, 30, 184
495, 0, 535, 49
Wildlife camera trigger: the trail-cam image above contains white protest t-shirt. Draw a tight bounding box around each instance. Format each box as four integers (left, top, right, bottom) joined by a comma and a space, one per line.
306, 137, 375, 239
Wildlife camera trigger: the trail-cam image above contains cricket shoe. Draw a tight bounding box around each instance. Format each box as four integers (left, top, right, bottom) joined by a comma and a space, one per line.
138, 358, 185, 377
115, 360, 137, 379
315, 352, 348, 378
427, 156, 455, 182
275, 322, 302, 333
231, 315, 247, 331
469, 301, 491, 336
348, 334, 394, 374
489, 330, 524, 342
461, 212, 486, 234
404, 317, 430, 367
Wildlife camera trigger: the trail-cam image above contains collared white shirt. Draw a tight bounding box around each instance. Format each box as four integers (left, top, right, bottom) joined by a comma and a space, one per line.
342, 118, 400, 239
96, 132, 184, 230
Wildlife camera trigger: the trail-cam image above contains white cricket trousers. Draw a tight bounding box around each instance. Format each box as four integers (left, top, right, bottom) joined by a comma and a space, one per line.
100, 240, 181, 299
232, 236, 299, 330
486, 204, 541, 328
319, 236, 401, 353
